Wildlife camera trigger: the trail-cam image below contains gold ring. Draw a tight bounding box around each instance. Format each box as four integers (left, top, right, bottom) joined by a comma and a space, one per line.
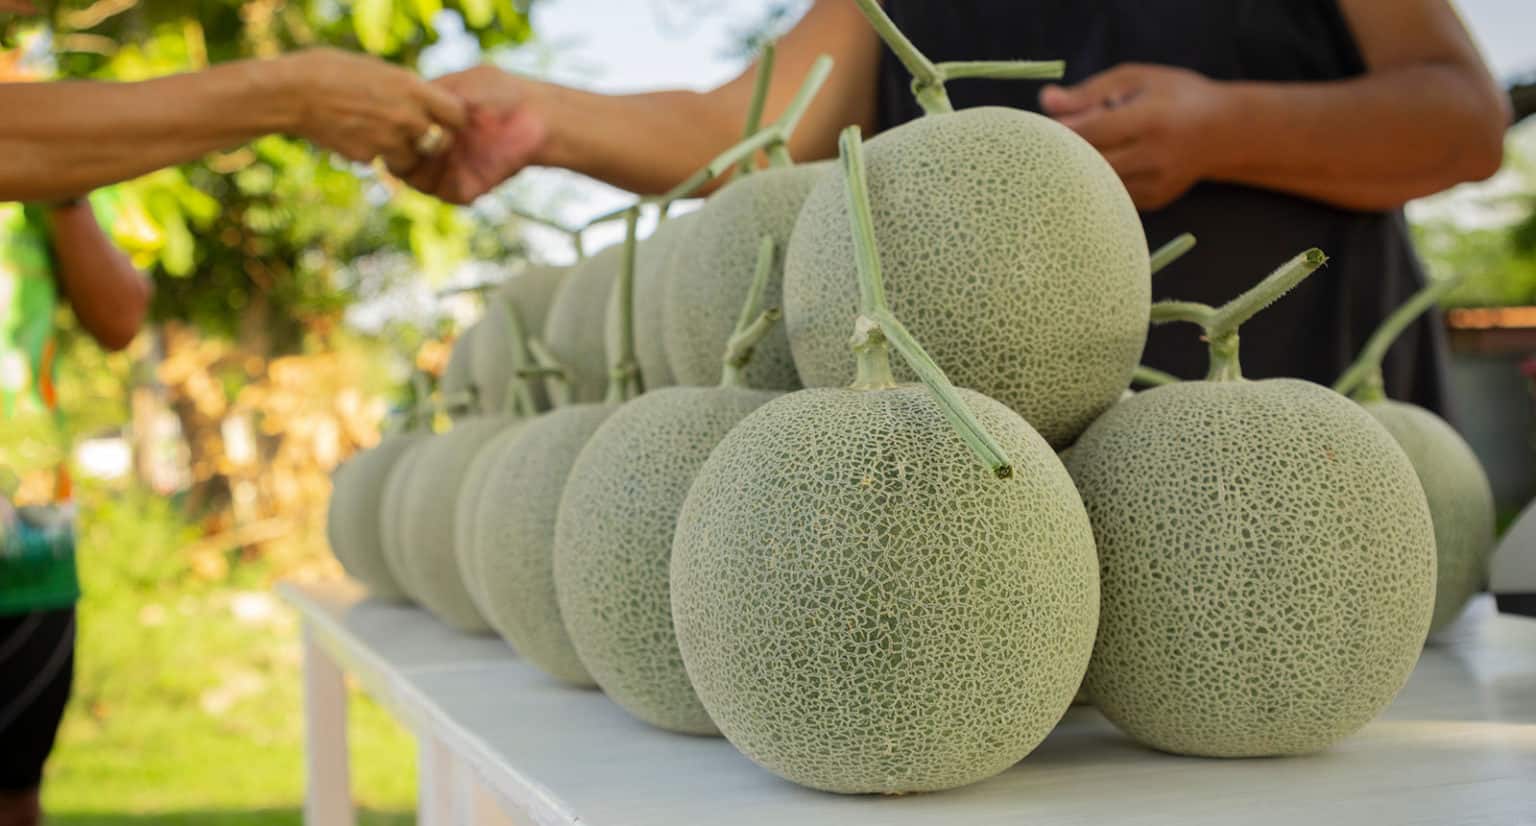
415, 123, 448, 156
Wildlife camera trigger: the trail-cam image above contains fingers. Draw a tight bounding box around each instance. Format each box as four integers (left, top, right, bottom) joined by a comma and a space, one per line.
1040, 64, 1149, 117
411, 79, 469, 132
1054, 103, 1149, 150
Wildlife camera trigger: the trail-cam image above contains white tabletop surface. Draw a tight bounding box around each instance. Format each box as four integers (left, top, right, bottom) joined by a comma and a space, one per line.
279, 580, 1536, 826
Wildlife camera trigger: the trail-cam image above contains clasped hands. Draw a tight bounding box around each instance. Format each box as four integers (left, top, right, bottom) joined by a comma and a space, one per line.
278, 51, 543, 205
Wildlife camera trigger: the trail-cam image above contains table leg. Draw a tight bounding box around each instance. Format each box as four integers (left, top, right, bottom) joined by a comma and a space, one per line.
302, 624, 356, 826
419, 734, 472, 825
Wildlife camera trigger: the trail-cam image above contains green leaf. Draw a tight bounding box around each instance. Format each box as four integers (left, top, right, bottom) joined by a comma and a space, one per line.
410, 0, 444, 29
353, 0, 398, 55
459, 0, 494, 28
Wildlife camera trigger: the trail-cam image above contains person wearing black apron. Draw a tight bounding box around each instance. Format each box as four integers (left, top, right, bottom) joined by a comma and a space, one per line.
433, 1, 1509, 420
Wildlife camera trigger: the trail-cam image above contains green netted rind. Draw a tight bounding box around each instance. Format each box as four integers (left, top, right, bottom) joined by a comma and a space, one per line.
474, 263, 567, 414
454, 422, 529, 623
327, 432, 426, 601
1065, 379, 1436, 757
784, 108, 1149, 447
545, 246, 622, 403
554, 386, 778, 735
671, 385, 1098, 794
441, 322, 480, 415
610, 213, 700, 390
379, 439, 429, 603
469, 404, 618, 685
397, 417, 514, 633
665, 164, 828, 389
1363, 400, 1495, 634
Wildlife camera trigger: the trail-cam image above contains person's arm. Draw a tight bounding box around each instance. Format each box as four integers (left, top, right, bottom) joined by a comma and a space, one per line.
0, 48, 468, 202
416, 0, 881, 202
1039, 0, 1509, 212
43, 200, 151, 352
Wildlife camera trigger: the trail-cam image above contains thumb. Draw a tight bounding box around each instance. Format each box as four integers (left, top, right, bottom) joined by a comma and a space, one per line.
1040, 65, 1146, 116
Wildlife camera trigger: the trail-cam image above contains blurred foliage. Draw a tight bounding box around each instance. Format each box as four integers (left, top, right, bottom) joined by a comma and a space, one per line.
3, 0, 531, 351
1413, 122, 1536, 308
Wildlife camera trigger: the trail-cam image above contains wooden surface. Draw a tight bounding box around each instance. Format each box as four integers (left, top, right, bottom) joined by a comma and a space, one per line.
280, 580, 1536, 826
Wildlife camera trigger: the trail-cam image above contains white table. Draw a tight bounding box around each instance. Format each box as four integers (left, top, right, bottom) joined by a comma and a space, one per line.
279, 580, 1536, 826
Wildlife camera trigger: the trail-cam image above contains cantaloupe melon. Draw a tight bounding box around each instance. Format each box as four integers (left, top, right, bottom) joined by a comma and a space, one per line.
615, 212, 699, 390
1364, 401, 1495, 633
1065, 250, 1437, 757
469, 404, 616, 684
1331, 280, 1497, 636
784, 108, 1147, 448
473, 264, 567, 414
665, 163, 828, 389
379, 439, 429, 602
327, 432, 426, 601
555, 235, 785, 734
670, 128, 1097, 794
544, 245, 622, 403
453, 422, 528, 624
395, 415, 513, 633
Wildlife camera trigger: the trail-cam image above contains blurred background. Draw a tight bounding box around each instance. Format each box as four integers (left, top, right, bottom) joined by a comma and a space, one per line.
0, 1, 1532, 823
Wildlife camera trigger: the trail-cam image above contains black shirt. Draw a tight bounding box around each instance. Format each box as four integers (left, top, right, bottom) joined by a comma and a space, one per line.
875, 0, 1451, 415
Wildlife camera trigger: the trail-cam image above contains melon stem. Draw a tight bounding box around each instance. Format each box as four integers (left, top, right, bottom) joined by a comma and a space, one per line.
1149, 248, 1327, 382
652, 55, 832, 204
720, 235, 782, 387
525, 337, 572, 408
737, 41, 776, 176
1150, 233, 1196, 276
606, 207, 644, 404
1333, 278, 1456, 400
839, 125, 1014, 479
494, 296, 540, 418
852, 0, 1063, 117
1131, 365, 1180, 388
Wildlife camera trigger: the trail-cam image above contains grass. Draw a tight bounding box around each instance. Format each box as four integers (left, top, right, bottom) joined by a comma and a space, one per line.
39, 482, 418, 825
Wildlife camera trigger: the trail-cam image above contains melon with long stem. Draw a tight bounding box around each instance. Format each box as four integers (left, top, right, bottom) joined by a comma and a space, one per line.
555, 236, 784, 734
663, 56, 833, 389
783, 0, 1146, 447
615, 211, 699, 389
1065, 250, 1437, 757
1333, 280, 1495, 636
543, 244, 624, 403
670, 128, 1097, 794
440, 322, 480, 418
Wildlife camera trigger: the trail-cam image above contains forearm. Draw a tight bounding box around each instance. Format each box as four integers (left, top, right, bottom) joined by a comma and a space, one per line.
0, 60, 298, 201
1207, 65, 1507, 211
46, 201, 152, 351
529, 84, 745, 195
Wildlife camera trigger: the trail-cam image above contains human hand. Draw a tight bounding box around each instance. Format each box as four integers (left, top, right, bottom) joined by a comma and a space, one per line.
398, 65, 549, 205
1040, 64, 1231, 211
276, 48, 468, 172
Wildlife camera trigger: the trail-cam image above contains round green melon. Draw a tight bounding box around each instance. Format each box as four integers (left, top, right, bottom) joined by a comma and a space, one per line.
784, 108, 1149, 447
554, 386, 778, 735
1065, 379, 1436, 757
1362, 399, 1495, 634
613, 213, 699, 390
544, 246, 621, 403
474, 264, 567, 414
453, 422, 528, 623
379, 439, 429, 603
468, 404, 618, 685
396, 416, 515, 633
664, 164, 827, 389
441, 322, 480, 415
671, 385, 1098, 794
327, 432, 426, 601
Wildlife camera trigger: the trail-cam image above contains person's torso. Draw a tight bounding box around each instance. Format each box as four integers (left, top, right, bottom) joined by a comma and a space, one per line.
875, 0, 1451, 417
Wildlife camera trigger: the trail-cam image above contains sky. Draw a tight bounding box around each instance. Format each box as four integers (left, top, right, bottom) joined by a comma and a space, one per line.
424, 0, 1536, 263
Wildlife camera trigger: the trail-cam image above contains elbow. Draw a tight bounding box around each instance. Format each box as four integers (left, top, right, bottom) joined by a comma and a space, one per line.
1456, 79, 1513, 184
94, 279, 154, 353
